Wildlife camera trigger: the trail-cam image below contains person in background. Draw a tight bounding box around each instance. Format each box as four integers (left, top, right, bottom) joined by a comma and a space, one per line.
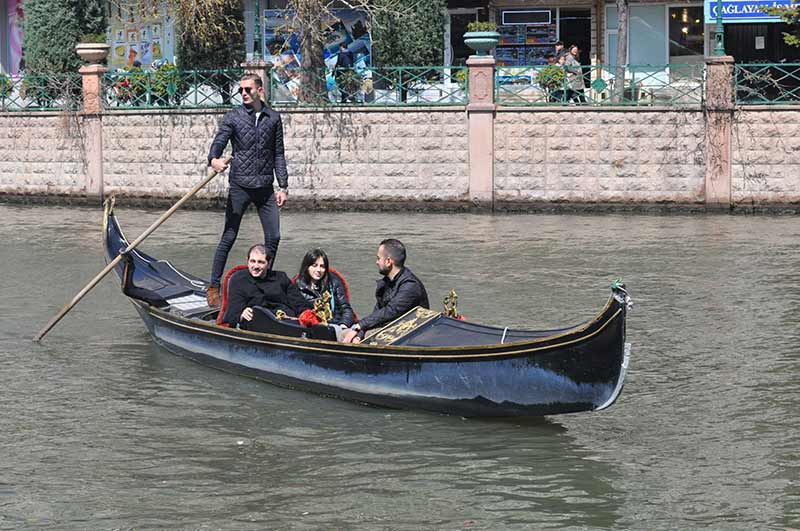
335, 41, 356, 103
565, 44, 587, 103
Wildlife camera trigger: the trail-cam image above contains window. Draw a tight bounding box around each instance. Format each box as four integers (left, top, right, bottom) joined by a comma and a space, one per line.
669, 6, 704, 63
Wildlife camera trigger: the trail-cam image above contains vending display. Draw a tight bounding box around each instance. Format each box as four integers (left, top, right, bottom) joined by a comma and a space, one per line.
495, 9, 557, 67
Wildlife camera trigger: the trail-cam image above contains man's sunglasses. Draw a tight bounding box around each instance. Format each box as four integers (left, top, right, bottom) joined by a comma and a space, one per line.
238, 86, 257, 94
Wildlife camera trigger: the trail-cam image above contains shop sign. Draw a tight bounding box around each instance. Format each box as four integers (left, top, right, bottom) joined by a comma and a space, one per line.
704, 0, 796, 24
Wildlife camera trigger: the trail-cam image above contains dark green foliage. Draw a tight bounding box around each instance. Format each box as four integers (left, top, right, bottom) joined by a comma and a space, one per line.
371, 0, 446, 67
23, 0, 82, 74
176, 0, 245, 69
78, 0, 107, 37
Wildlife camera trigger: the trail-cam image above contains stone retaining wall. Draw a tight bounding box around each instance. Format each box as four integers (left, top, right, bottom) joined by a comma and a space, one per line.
0, 113, 86, 196
3, 103, 800, 209
494, 108, 706, 203
731, 108, 800, 204
98, 107, 470, 202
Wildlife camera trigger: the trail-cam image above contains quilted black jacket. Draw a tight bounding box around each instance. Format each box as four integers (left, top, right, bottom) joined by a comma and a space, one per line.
208, 102, 289, 189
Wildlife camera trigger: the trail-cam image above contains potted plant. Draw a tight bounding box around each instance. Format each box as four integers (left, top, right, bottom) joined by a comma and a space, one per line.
76, 33, 111, 65
463, 21, 500, 56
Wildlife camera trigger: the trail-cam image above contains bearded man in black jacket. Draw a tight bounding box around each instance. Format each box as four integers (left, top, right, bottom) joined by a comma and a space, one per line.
206, 74, 289, 307
221, 245, 311, 328
342, 239, 429, 343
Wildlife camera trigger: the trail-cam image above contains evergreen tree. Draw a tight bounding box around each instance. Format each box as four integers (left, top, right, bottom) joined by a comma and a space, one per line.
77, 0, 107, 37
371, 0, 446, 67
23, 0, 82, 74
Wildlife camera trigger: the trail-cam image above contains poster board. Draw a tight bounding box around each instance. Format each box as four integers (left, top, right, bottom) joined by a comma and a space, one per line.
108, 0, 175, 70
263, 9, 371, 99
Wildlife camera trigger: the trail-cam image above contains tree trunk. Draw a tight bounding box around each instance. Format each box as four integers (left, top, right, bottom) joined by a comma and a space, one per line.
298, 19, 326, 104
613, 0, 629, 103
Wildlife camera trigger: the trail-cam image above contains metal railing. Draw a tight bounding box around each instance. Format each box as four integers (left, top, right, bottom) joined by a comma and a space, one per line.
496, 63, 705, 107
270, 66, 468, 106
735, 63, 800, 104
103, 68, 244, 109
0, 73, 82, 111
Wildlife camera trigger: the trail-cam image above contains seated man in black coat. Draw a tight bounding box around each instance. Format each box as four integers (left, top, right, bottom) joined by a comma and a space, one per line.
342, 238, 429, 343
221, 244, 311, 328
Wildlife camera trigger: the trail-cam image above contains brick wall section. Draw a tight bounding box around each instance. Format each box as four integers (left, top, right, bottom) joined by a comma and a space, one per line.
99, 107, 470, 202
494, 108, 706, 203
0, 113, 86, 195
102, 110, 225, 198
731, 109, 800, 204
285, 109, 469, 201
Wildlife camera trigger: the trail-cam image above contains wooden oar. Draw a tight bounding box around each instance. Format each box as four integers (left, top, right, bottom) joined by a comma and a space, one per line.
33, 157, 231, 342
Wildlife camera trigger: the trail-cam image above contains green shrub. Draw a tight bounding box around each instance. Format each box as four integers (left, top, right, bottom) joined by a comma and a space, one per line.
152, 63, 188, 105
537, 65, 566, 92
372, 0, 446, 67
0, 74, 13, 99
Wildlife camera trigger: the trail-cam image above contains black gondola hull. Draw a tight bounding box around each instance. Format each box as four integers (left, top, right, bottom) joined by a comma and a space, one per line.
106, 204, 630, 417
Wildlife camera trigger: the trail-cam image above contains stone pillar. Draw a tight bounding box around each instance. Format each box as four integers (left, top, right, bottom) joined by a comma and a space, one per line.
79, 64, 108, 199
467, 55, 496, 210
242, 60, 273, 102
704, 56, 735, 207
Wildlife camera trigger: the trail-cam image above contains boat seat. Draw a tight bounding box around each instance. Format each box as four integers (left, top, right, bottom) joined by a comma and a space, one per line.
215, 265, 338, 341
216, 264, 249, 326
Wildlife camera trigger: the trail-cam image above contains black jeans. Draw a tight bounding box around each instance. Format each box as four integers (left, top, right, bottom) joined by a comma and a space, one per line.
210, 182, 280, 287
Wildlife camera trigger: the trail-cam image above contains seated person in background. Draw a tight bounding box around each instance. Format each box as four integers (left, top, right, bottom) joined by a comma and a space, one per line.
342, 239, 429, 344
296, 248, 355, 329
221, 244, 311, 328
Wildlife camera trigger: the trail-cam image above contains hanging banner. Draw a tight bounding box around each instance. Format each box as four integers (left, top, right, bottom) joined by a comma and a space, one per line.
8, 0, 24, 74
704, 0, 795, 24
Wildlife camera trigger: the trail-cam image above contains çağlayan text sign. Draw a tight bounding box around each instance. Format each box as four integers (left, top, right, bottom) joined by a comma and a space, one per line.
704, 0, 797, 23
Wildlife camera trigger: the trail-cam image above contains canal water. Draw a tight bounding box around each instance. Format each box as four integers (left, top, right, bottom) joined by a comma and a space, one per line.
1, 204, 798, 530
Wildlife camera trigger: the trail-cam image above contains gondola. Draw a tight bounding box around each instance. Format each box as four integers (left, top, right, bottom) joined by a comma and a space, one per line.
102, 200, 632, 417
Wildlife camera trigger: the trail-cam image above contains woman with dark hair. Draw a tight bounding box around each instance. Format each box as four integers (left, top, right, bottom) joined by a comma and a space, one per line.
296, 249, 355, 328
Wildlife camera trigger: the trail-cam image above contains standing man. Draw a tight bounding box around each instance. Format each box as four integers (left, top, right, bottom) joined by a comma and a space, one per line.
342, 239, 429, 343
335, 41, 355, 103
206, 74, 289, 307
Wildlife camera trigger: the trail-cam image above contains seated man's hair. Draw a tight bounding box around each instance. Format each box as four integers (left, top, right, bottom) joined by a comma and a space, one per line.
240, 73, 263, 88
379, 238, 406, 267
248, 244, 272, 261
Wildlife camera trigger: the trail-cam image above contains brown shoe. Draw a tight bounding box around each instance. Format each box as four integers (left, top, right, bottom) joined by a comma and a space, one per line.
206, 285, 220, 307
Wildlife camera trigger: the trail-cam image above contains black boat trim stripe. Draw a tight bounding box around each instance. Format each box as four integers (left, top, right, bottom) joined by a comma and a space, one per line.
145, 306, 623, 360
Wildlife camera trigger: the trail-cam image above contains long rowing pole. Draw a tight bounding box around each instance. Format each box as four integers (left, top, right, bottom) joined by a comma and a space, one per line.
33, 157, 231, 342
